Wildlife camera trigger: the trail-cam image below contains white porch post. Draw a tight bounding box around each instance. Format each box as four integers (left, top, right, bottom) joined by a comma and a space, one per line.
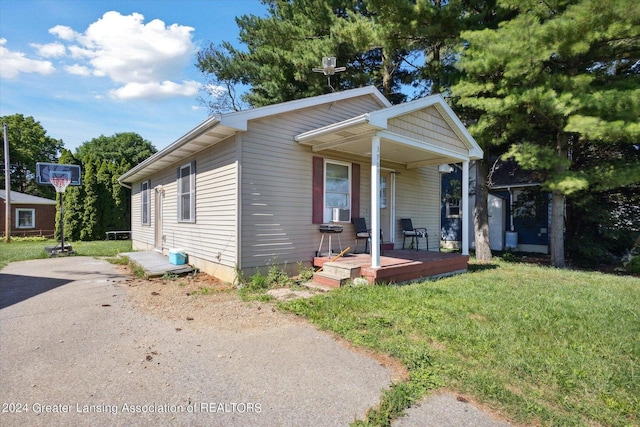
462, 160, 470, 256
370, 135, 381, 268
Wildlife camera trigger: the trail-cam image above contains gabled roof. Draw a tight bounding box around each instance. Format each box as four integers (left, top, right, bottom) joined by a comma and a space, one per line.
0, 190, 56, 205
295, 93, 483, 168
119, 87, 390, 184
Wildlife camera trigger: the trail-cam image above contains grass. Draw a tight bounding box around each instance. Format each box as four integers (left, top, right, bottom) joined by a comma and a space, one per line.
280, 259, 640, 426
0, 238, 132, 269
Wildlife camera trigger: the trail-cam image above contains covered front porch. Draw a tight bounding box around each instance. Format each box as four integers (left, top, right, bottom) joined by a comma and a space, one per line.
296, 93, 483, 273
312, 250, 469, 287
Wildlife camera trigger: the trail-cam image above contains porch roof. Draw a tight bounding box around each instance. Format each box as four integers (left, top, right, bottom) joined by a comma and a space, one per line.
295, 94, 483, 168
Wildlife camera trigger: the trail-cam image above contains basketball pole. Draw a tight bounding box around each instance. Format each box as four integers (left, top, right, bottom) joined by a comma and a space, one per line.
59, 190, 65, 252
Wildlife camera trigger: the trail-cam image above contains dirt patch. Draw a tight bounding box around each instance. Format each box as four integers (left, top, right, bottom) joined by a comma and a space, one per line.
115, 265, 408, 381
116, 265, 305, 331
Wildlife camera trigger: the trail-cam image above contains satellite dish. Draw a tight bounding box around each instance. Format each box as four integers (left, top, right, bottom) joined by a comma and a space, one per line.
313, 56, 346, 91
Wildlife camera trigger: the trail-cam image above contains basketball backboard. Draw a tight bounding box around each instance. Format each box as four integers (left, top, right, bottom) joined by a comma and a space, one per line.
36, 162, 82, 186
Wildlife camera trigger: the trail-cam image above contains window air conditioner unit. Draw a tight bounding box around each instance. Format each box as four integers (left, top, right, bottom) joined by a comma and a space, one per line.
332, 208, 350, 222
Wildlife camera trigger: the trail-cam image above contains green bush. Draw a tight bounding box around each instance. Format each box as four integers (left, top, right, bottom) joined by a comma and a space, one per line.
248, 271, 269, 290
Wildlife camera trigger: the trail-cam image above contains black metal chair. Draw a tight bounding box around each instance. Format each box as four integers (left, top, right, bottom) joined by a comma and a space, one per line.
401, 218, 428, 251
353, 217, 371, 253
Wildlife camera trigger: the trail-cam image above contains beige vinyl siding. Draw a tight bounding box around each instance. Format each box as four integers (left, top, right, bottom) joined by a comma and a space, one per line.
353, 158, 440, 251
130, 183, 154, 249
239, 97, 384, 272
388, 107, 469, 156
131, 137, 239, 277
393, 165, 441, 251
162, 137, 238, 268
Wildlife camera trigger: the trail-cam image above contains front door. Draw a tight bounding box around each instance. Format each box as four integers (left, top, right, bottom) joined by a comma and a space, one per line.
154, 187, 163, 251
379, 171, 393, 243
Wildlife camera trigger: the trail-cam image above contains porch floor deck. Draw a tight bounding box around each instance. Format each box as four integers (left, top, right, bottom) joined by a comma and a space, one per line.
313, 249, 469, 287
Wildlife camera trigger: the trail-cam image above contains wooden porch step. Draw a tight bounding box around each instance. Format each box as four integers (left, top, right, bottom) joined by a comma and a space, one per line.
321, 262, 362, 278
313, 262, 362, 288
312, 271, 350, 288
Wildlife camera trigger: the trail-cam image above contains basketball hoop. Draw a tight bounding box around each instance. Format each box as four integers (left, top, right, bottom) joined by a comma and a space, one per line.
50, 176, 71, 193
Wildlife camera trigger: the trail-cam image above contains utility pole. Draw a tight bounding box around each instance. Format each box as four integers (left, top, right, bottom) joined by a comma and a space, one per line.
3, 122, 10, 243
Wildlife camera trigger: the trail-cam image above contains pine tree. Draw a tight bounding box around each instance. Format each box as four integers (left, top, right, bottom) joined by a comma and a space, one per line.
80, 155, 101, 241
452, 0, 640, 267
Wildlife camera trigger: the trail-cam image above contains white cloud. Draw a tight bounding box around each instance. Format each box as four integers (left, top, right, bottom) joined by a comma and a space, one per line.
0, 38, 55, 79
31, 42, 66, 58
109, 80, 200, 100
65, 64, 91, 76
49, 11, 197, 100
49, 25, 78, 41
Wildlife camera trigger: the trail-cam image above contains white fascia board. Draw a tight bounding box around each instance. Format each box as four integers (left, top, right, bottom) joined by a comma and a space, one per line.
295, 114, 373, 142
367, 94, 442, 125
224, 86, 390, 131
377, 130, 471, 162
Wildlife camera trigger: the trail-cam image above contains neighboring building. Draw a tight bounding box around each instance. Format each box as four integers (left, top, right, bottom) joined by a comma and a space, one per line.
440, 159, 550, 254
119, 86, 483, 282
0, 190, 57, 238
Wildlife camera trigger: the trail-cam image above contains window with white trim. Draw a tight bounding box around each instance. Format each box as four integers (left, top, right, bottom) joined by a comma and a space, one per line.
324, 160, 351, 222
177, 161, 195, 222
141, 180, 150, 225
16, 208, 35, 228
446, 198, 461, 218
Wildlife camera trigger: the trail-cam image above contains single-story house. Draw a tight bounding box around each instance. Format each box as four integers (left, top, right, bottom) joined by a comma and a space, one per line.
119, 86, 483, 283
440, 159, 550, 253
0, 190, 57, 238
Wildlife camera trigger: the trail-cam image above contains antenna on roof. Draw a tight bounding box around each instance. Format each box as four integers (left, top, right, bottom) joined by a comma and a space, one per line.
312, 57, 346, 92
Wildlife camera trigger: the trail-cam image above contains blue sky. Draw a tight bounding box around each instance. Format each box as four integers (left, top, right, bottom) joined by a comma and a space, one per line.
0, 0, 268, 152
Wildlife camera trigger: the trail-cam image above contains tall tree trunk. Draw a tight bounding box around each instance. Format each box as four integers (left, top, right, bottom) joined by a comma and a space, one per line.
473, 159, 492, 261
381, 48, 393, 100
550, 190, 566, 268
550, 132, 568, 268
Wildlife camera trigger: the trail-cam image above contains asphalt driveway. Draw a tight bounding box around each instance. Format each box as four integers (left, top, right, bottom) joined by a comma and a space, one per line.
0, 256, 394, 426
0, 256, 511, 427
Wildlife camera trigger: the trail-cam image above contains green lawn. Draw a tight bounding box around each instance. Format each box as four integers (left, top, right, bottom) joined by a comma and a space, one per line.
280, 260, 640, 426
0, 238, 132, 269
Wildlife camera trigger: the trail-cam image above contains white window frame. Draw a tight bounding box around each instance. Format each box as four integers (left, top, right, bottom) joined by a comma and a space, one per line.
446, 198, 461, 218
141, 180, 150, 225
323, 159, 351, 223
16, 208, 35, 229
177, 161, 195, 223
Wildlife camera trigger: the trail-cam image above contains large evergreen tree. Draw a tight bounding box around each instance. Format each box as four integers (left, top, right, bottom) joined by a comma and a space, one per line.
80, 155, 101, 241
196, 0, 496, 110
452, 0, 640, 267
